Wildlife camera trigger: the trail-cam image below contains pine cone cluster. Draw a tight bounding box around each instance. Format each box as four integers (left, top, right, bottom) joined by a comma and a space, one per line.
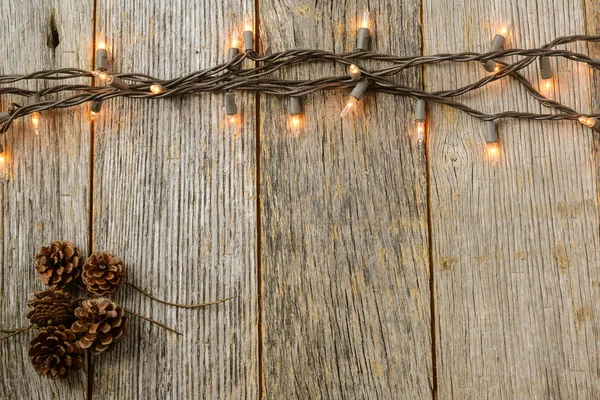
28, 325, 83, 379
72, 298, 128, 354
26, 288, 76, 327
24, 241, 131, 379
34, 240, 82, 288
82, 252, 126, 296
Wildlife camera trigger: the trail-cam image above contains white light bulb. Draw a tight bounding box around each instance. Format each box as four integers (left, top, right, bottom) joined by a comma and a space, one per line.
361, 10, 370, 29
341, 97, 358, 118
416, 121, 425, 143
244, 14, 253, 32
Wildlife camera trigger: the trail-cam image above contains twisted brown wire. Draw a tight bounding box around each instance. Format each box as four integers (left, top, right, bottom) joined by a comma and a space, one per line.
0, 35, 599, 134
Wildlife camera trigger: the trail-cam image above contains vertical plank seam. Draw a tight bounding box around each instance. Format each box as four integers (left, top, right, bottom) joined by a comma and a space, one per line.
255, 0, 264, 399
419, 0, 438, 397
87, 0, 98, 398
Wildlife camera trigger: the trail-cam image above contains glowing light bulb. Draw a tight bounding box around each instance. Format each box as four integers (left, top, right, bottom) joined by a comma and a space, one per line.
0, 154, 5, 164
231, 31, 239, 48
416, 121, 425, 143
487, 142, 500, 159
579, 116, 597, 128
498, 21, 511, 37
244, 14, 253, 32
31, 112, 41, 134
341, 97, 359, 118
349, 64, 361, 79
31, 112, 40, 127
93, 70, 109, 81
98, 41, 106, 50
289, 115, 303, 136
541, 79, 553, 97
150, 84, 164, 94
361, 10, 370, 29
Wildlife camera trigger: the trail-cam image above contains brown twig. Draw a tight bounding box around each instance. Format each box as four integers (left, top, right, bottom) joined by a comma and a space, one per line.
27, 298, 87, 306
0, 325, 31, 341
124, 309, 182, 336
126, 282, 238, 309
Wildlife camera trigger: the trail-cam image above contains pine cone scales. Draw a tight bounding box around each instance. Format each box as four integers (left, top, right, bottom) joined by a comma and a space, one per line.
28, 325, 83, 379
72, 298, 127, 354
34, 241, 82, 288
26, 288, 76, 327
82, 252, 126, 296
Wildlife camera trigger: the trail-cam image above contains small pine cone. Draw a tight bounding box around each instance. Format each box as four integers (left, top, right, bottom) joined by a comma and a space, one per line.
82, 252, 126, 296
34, 240, 82, 288
26, 288, 76, 327
71, 298, 127, 355
28, 325, 83, 379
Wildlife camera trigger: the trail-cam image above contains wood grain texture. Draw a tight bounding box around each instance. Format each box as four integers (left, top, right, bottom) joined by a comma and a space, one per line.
423, 1, 600, 398
91, 1, 258, 399
0, 1, 91, 398
259, 1, 433, 398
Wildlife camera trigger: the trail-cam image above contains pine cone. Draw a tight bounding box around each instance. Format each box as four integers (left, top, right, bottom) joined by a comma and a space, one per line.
82, 252, 126, 296
71, 298, 127, 354
28, 325, 83, 379
26, 288, 76, 327
34, 240, 82, 288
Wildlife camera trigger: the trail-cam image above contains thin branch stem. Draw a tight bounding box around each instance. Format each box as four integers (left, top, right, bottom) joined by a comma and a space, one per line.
124, 309, 182, 336
125, 282, 237, 309
0, 325, 31, 341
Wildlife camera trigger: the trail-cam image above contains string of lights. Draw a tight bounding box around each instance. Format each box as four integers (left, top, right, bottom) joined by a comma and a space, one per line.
0, 11, 599, 164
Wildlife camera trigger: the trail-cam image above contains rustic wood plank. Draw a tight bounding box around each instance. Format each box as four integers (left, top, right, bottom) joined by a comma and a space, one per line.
259, 1, 433, 398
423, 1, 600, 398
0, 1, 91, 398
91, 1, 258, 399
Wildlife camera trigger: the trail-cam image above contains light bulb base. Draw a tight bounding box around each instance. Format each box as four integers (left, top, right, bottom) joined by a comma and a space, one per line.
90, 100, 102, 114
108, 75, 129, 90
350, 79, 370, 101
415, 99, 427, 121
289, 96, 302, 115
539, 56, 553, 80
357, 28, 370, 51
483, 34, 506, 73
228, 48, 240, 69
0, 111, 10, 123
95, 48, 109, 71
243, 30, 254, 51
486, 120, 499, 143
225, 92, 238, 115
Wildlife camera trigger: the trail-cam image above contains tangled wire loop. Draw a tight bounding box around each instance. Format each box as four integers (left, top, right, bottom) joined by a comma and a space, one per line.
0, 35, 599, 134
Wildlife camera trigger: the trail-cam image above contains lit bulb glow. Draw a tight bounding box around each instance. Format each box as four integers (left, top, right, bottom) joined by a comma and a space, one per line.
98, 42, 106, 50
487, 142, 500, 159
93, 70, 109, 81
244, 14, 253, 32
579, 116, 597, 128
231, 31, 239, 48
290, 115, 303, 136
0, 154, 5, 164
349, 64, 361, 78
416, 121, 425, 143
498, 21, 511, 37
541, 79, 553, 96
150, 84, 164, 94
31, 112, 41, 128
341, 97, 359, 118
361, 10, 370, 29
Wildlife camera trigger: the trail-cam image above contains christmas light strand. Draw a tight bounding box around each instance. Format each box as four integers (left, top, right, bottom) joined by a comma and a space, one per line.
0, 12, 599, 162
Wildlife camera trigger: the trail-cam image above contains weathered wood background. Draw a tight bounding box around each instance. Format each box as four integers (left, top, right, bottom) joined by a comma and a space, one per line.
1, 0, 599, 399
